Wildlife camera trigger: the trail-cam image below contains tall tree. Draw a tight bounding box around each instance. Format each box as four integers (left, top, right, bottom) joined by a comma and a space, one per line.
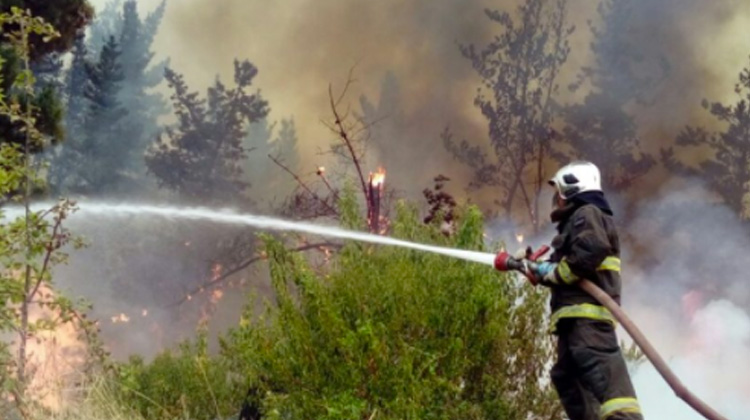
48, 32, 88, 192
445, 0, 572, 231
146, 60, 270, 204
662, 58, 750, 219
245, 117, 300, 204
273, 118, 299, 172
87, 0, 123, 54
118, 0, 168, 161
0, 10, 91, 416
55, 36, 131, 194
64, 32, 88, 137
560, 0, 662, 191
0, 0, 93, 153
0, 0, 93, 60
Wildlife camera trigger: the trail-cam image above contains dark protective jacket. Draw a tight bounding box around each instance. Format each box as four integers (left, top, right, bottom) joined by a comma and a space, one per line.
546, 192, 622, 332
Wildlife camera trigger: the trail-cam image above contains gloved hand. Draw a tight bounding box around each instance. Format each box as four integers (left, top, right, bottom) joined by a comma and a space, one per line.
527, 261, 557, 286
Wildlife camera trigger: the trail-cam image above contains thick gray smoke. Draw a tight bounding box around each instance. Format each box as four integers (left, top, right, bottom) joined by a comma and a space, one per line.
622, 181, 750, 418
71, 0, 750, 382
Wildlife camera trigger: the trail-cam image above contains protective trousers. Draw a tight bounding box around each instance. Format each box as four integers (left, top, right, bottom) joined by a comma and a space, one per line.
551, 318, 643, 420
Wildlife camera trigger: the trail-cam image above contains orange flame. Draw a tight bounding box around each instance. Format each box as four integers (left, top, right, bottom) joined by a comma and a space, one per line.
111, 313, 130, 324
370, 167, 386, 187
211, 263, 223, 282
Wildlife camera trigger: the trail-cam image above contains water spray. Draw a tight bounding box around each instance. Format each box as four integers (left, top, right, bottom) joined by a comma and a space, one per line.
2, 202, 497, 267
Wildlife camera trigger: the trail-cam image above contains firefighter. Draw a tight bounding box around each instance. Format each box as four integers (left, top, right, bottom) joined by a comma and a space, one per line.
529, 161, 643, 420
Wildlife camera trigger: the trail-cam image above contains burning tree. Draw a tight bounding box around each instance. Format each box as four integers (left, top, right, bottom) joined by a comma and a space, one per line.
272, 74, 393, 231
445, 0, 573, 231
662, 57, 750, 219
190, 76, 393, 297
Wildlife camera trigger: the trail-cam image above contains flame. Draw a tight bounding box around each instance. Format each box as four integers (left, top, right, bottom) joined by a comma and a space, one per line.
111, 313, 130, 324
370, 167, 386, 187
211, 289, 224, 303
515, 233, 524, 244
211, 263, 223, 282
316, 166, 326, 175
19, 284, 87, 411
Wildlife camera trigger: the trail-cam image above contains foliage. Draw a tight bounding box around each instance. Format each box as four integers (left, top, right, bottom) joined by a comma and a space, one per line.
115, 201, 561, 420
662, 57, 750, 219
560, 0, 658, 191
0, 0, 93, 60
50, 36, 132, 194
422, 174, 457, 229
0, 8, 97, 417
146, 60, 270, 204
244, 117, 300, 205
0, 46, 64, 152
50, 1, 167, 195
117, 0, 168, 163
0, 0, 93, 153
446, 0, 572, 230
87, 0, 123, 55
116, 332, 240, 420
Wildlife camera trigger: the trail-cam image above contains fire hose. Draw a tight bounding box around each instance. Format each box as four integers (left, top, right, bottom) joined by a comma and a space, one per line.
494, 246, 729, 420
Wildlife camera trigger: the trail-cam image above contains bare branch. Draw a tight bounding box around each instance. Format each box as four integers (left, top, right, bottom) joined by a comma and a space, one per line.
269, 154, 339, 216
173, 242, 342, 307
328, 81, 370, 201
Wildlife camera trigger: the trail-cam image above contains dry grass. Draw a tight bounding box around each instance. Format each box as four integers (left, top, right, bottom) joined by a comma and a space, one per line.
26, 379, 145, 420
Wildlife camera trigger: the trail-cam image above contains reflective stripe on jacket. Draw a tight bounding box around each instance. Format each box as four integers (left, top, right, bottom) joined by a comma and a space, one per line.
549, 256, 621, 333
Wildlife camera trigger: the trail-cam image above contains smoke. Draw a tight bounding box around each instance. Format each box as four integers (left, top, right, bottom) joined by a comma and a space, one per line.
67, 0, 750, 366
622, 181, 750, 418
628, 299, 750, 419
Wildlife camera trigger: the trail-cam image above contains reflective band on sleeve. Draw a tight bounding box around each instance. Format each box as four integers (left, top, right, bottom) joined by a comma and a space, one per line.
556, 258, 579, 284
600, 397, 641, 419
597, 256, 621, 272
549, 303, 616, 333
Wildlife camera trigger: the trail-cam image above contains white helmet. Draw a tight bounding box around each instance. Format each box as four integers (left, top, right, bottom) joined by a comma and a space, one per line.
548, 161, 602, 199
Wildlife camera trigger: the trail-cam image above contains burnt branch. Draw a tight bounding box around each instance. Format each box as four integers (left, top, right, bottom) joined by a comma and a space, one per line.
173, 242, 342, 307
327, 79, 370, 202
269, 154, 339, 217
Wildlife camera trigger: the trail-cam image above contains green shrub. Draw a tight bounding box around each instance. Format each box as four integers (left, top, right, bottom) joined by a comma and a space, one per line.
116, 332, 242, 420
116, 201, 560, 420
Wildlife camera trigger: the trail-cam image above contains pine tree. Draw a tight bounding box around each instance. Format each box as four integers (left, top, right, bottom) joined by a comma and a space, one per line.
48, 32, 88, 192
87, 0, 124, 54
146, 60, 270, 204
56, 36, 131, 194
65, 33, 89, 137
273, 118, 299, 172
118, 0, 168, 162
30, 52, 64, 91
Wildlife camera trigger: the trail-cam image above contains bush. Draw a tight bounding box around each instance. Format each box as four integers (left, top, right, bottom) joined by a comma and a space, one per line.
116, 333, 242, 419
116, 201, 561, 420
